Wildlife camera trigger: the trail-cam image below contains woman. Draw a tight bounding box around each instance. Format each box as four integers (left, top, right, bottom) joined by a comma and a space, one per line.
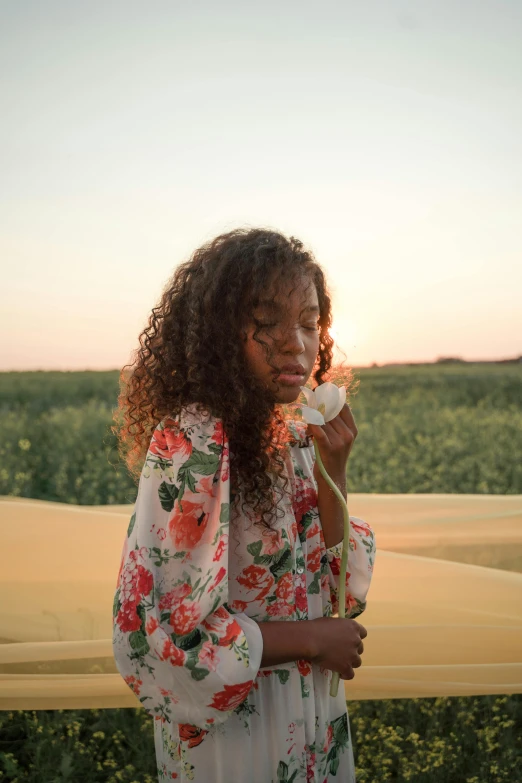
112, 227, 376, 782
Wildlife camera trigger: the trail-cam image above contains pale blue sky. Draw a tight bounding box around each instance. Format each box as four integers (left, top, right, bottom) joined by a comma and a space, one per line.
1, 0, 521, 369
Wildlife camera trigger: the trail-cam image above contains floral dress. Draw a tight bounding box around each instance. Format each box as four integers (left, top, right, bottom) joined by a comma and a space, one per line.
112, 404, 376, 782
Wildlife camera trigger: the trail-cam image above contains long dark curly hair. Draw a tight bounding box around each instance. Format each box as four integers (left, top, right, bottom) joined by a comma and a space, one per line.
113, 227, 357, 532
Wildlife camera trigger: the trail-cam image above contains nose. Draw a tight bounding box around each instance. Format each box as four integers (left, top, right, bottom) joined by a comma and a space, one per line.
278, 324, 305, 355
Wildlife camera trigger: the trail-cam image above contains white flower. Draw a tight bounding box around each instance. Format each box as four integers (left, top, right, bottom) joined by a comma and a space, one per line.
299, 382, 346, 425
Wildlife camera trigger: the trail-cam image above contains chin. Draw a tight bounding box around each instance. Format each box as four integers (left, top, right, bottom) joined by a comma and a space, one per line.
274, 386, 302, 404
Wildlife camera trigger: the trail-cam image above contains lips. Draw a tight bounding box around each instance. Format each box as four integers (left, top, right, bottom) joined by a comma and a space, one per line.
273, 363, 306, 375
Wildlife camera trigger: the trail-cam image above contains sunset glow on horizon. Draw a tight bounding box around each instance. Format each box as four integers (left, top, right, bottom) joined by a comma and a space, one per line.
1, 2, 521, 372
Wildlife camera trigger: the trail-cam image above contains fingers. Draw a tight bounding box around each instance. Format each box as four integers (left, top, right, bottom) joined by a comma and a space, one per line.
339, 403, 358, 433
353, 621, 367, 639
307, 422, 332, 447
307, 403, 358, 444
352, 653, 362, 669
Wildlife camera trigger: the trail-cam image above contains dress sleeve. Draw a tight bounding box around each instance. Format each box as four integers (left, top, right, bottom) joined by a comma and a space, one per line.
326, 517, 376, 619
112, 407, 263, 730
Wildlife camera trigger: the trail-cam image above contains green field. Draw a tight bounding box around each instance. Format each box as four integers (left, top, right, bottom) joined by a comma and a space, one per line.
1, 365, 521, 782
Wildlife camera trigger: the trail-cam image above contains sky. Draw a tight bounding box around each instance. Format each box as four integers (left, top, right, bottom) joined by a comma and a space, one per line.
1, 0, 521, 371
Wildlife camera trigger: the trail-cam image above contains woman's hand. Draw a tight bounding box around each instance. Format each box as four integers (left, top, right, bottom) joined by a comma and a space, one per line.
308, 617, 367, 679
307, 403, 358, 487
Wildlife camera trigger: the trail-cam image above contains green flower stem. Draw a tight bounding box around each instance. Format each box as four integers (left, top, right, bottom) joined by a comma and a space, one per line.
313, 439, 350, 698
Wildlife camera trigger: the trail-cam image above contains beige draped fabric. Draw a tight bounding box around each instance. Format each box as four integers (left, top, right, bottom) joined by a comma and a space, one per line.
1, 494, 521, 710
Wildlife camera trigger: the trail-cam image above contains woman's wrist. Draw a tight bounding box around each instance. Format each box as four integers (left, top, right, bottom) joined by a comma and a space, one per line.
255, 619, 320, 667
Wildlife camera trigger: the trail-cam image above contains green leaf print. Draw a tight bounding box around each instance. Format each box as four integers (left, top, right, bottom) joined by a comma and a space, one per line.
307, 571, 321, 595
207, 441, 222, 455
275, 669, 290, 685
190, 666, 210, 681
332, 713, 349, 746
269, 546, 292, 580
126, 512, 136, 538
112, 589, 121, 618
178, 448, 220, 477
247, 540, 263, 558
128, 631, 150, 655
176, 628, 202, 651
136, 603, 146, 626
219, 502, 230, 524
158, 481, 179, 512
298, 511, 314, 542
328, 748, 340, 776
275, 760, 300, 783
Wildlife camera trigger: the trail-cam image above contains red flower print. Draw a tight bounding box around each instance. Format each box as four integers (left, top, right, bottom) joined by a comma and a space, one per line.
117, 600, 142, 632
160, 639, 186, 666
307, 548, 321, 573
169, 499, 208, 550
136, 566, 153, 598
275, 572, 294, 601
260, 528, 283, 555
351, 518, 371, 537
210, 422, 230, 479
229, 599, 248, 612
306, 751, 316, 782
201, 606, 229, 633
306, 521, 321, 540
170, 601, 201, 636
157, 527, 167, 541
266, 601, 294, 618
207, 680, 254, 712
178, 723, 208, 749
329, 556, 341, 576
292, 478, 318, 524
345, 592, 358, 614
221, 445, 230, 482
213, 534, 228, 562
158, 583, 192, 612
208, 566, 226, 592
151, 420, 193, 460
198, 640, 219, 671
236, 564, 274, 602
217, 617, 242, 646
297, 659, 312, 677
119, 556, 154, 606
295, 586, 308, 612
210, 421, 224, 445
156, 688, 179, 704
169, 428, 192, 457
201, 607, 241, 646
123, 675, 143, 696
146, 616, 159, 635
326, 723, 333, 746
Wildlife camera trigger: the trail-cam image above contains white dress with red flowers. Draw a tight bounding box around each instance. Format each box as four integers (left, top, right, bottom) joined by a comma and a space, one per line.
112, 404, 376, 782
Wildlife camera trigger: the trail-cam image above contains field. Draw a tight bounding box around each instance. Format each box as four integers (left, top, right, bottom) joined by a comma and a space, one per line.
1, 364, 521, 782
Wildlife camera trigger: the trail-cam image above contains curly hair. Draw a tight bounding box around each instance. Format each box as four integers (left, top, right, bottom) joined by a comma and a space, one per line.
113, 226, 358, 532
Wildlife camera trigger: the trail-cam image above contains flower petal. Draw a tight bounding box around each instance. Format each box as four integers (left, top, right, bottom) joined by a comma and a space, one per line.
299, 386, 317, 409
300, 405, 325, 425
314, 382, 343, 422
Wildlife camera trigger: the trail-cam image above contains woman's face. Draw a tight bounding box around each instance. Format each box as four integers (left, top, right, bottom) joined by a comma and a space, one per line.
242, 277, 321, 404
